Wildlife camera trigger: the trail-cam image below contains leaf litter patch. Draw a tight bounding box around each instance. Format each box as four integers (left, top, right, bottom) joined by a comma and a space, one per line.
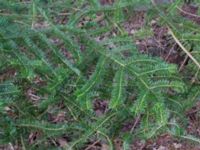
123, 3, 200, 68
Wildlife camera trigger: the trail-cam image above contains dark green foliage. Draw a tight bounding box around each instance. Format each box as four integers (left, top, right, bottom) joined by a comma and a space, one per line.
0, 0, 200, 149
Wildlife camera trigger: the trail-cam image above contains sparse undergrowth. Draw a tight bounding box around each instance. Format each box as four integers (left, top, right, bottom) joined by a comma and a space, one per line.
0, 0, 200, 149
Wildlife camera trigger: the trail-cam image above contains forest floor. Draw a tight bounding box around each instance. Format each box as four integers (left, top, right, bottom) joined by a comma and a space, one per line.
81, 1, 200, 150
1, 1, 200, 150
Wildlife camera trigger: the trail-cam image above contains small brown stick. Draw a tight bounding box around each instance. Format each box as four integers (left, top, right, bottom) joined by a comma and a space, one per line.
165, 43, 176, 61
130, 114, 141, 133
177, 6, 200, 18
84, 140, 100, 150
179, 55, 189, 72
191, 69, 200, 84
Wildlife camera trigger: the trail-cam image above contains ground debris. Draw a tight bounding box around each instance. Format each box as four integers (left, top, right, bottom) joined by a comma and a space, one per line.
186, 101, 200, 137
93, 99, 108, 116
180, 4, 200, 25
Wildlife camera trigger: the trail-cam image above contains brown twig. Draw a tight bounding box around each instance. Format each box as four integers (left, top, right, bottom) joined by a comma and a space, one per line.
130, 114, 141, 133
84, 140, 100, 150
